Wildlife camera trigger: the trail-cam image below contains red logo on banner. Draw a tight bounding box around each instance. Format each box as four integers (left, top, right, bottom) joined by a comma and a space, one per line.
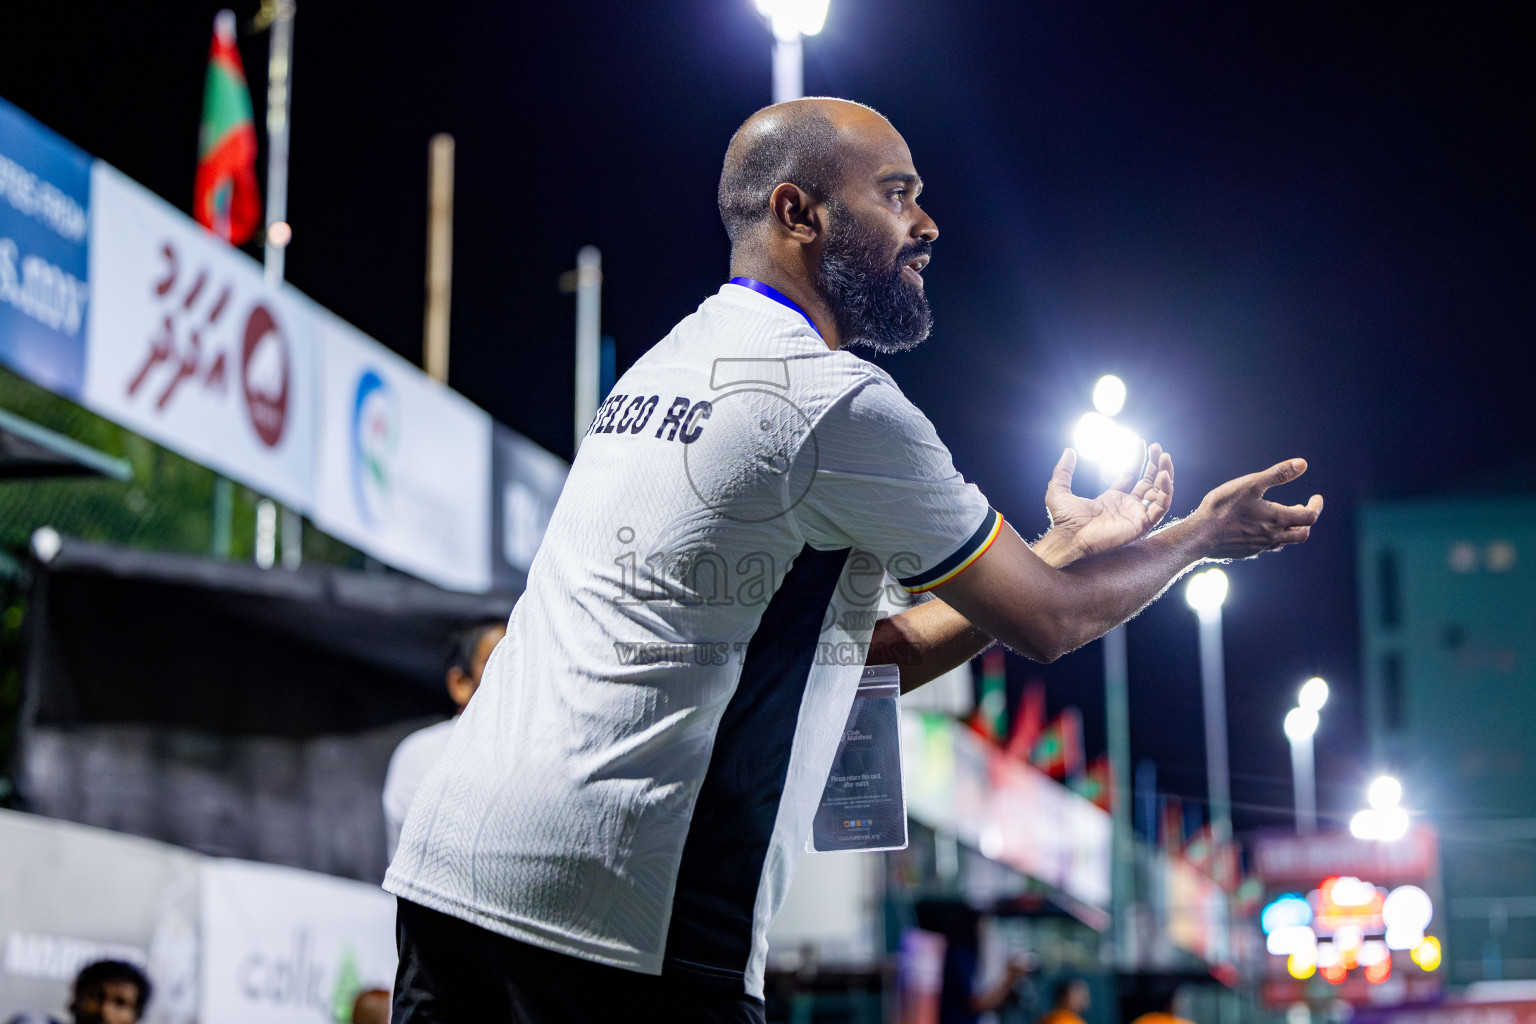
241, 304, 289, 448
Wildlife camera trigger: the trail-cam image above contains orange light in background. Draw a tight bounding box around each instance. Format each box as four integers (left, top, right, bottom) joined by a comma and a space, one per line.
1412, 936, 1443, 972
1288, 953, 1317, 980
1322, 964, 1348, 985
1365, 958, 1393, 984
1315, 876, 1386, 935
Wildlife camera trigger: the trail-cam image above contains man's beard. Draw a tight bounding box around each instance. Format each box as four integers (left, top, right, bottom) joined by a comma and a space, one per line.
814, 205, 933, 353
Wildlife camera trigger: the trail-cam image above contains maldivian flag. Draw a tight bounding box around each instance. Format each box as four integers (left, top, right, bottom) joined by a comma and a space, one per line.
194, 10, 260, 244
1031, 707, 1084, 780
968, 648, 1008, 743
1004, 678, 1045, 762
1071, 753, 1114, 812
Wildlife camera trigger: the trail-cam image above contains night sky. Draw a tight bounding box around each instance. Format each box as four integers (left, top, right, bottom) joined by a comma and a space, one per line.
3, 2, 1530, 835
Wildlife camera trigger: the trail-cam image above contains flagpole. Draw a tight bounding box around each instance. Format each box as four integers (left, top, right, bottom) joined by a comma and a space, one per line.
261, 0, 295, 288
259, 0, 302, 567
423, 134, 455, 383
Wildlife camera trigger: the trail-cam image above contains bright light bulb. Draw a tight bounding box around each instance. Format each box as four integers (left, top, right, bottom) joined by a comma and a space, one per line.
755, 0, 830, 38
1351, 805, 1410, 841
1092, 374, 1127, 416
1299, 676, 1329, 712
1383, 885, 1433, 934
1411, 936, 1442, 971
1284, 706, 1319, 742
1185, 567, 1230, 614
1072, 412, 1144, 476
1267, 925, 1317, 957
1369, 775, 1402, 809
1376, 805, 1410, 841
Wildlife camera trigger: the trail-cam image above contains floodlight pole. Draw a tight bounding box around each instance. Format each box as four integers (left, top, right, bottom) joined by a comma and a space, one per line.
1197, 605, 1233, 843
573, 246, 602, 451
1290, 730, 1317, 835
773, 32, 804, 103
1104, 625, 1135, 964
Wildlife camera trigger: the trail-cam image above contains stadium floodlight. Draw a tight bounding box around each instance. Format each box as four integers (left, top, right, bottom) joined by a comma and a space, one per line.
1184, 567, 1230, 615
1092, 374, 1127, 417
1072, 412, 1144, 477
1369, 775, 1403, 810
1299, 676, 1329, 712
1351, 777, 1410, 841
755, 0, 830, 39
1284, 707, 1320, 743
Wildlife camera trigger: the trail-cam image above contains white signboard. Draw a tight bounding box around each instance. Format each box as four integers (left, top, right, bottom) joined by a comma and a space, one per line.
199, 859, 396, 1024
313, 315, 491, 592
83, 163, 317, 509
0, 810, 200, 1024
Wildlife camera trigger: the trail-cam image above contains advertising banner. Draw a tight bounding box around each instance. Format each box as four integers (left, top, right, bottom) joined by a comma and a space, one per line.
0, 809, 200, 1024
0, 97, 92, 397
199, 859, 395, 1024
901, 711, 1111, 914
490, 424, 568, 592
83, 162, 317, 509
313, 315, 491, 592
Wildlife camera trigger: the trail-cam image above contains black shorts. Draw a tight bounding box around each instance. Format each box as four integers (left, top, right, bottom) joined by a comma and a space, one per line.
392, 899, 767, 1024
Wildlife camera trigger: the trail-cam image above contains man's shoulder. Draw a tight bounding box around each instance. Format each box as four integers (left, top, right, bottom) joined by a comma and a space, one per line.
4, 1013, 67, 1024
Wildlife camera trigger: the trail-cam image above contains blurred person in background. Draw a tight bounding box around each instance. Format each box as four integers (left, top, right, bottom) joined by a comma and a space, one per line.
382, 620, 506, 859
1128, 986, 1193, 1024
3, 959, 152, 1024
915, 900, 1035, 1024
1037, 977, 1090, 1024
352, 987, 393, 1024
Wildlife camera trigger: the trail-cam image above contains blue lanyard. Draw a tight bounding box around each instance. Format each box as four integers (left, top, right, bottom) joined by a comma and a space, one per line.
728, 277, 823, 339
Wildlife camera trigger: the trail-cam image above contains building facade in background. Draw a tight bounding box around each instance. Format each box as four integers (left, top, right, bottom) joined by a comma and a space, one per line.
1358, 497, 1536, 985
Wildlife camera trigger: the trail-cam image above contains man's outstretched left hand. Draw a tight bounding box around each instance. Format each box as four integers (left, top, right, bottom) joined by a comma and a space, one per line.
1035, 443, 1174, 565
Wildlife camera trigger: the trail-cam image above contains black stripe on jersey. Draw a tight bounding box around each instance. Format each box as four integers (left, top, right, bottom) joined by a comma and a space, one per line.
895, 506, 1001, 591
662, 544, 851, 986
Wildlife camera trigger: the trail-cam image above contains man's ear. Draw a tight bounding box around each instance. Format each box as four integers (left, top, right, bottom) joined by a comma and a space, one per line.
446, 667, 474, 708
768, 182, 825, 244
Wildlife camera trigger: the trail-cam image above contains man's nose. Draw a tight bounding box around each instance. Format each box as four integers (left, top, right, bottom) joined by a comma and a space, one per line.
913, 207, 938, 242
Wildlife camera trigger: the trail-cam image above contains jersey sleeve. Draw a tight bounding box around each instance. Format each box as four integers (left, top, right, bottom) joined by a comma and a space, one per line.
792, 374, 1001, 593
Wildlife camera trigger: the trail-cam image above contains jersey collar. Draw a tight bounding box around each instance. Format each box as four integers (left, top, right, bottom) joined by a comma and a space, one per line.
727, 277, 823, 340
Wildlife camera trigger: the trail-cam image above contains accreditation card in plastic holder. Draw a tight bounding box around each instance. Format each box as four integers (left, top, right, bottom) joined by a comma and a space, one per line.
809, 663, 907, 853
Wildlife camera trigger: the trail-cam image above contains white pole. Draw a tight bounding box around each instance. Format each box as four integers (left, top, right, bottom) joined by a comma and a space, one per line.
424, 133, 455, 384
1292, 732, 1317, 835
261, 0, 295, 288
259, 0, 299, 564
1103, 625, 1134, 964
772, 33, 803, 103
1198, 607, 1232, 842
573, 246, 602, 451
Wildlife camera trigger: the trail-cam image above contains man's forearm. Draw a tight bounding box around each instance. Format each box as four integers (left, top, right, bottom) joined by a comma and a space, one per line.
869, 528, 1087, 692
1044, 515, 1211, 655
937, 514, 1212, 665
868, 598, 992, 693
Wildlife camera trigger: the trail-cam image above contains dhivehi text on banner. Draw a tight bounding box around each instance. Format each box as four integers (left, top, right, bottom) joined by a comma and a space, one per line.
83, 162, 317, 509
0, 97, 92, 398
313, 314, 491, 592
199, 858, 396, 1024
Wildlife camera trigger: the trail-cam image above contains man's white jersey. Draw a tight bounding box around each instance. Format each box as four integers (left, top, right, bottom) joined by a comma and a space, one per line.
385, 282, 999, 996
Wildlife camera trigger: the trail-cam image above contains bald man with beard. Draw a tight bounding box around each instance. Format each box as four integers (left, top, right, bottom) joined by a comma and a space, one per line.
383, 98, 1322, 1024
